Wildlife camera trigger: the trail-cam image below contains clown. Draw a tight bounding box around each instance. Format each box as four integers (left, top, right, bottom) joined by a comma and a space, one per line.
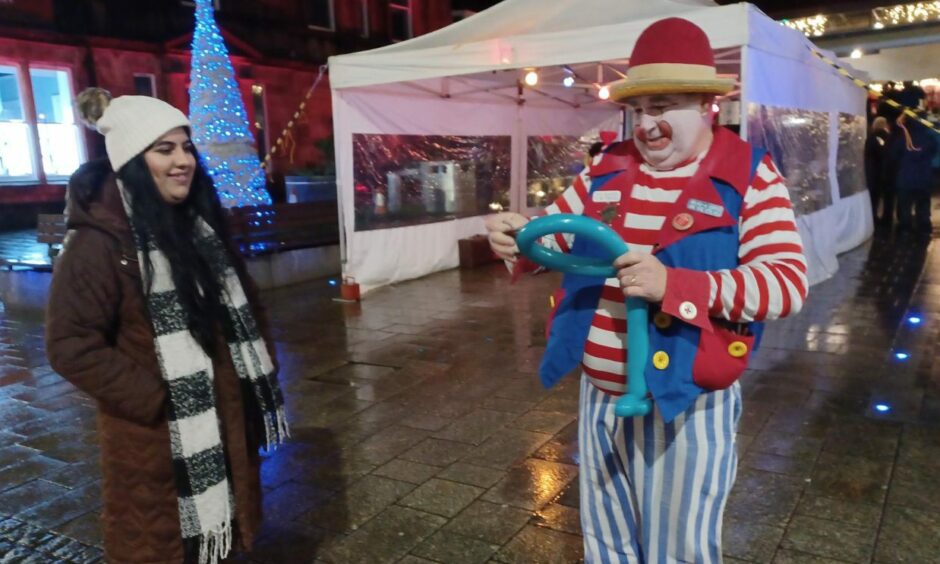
486, 18, 808, 563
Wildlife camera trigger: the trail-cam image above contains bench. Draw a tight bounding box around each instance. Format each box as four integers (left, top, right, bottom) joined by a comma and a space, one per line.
37, 213, 68, 259
227, 202, 340, 257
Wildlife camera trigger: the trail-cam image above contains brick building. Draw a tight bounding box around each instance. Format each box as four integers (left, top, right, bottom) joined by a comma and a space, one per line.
0, 0, 455, 228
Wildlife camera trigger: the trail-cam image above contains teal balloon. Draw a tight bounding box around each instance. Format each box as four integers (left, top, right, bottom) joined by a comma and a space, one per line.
516, 214, 651, 417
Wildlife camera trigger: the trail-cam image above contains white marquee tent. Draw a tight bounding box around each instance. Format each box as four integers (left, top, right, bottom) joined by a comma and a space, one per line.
329, 0, 872, 292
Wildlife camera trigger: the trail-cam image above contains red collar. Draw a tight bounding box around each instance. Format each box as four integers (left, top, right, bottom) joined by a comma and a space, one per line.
588, 127, 753, 196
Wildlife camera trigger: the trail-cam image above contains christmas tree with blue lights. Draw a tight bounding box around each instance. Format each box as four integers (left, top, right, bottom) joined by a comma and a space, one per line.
189, 0, 270, 207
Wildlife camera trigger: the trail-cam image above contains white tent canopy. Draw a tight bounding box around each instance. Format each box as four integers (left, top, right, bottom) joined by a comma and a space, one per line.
329, 0, 871, 292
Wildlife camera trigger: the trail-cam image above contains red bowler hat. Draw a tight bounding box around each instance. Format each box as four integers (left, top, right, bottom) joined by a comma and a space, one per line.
611, 17, 735, 101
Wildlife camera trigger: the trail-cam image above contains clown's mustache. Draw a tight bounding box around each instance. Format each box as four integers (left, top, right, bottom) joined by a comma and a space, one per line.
635, 120, 673, 143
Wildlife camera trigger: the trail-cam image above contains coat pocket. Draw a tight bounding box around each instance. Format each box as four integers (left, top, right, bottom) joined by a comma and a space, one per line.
692, 325, 754, 390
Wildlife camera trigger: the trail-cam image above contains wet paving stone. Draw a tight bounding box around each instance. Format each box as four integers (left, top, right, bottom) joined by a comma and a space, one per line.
723, 518, 785, 563
320, 505, 446, 564
300, 474, 415, 534
442, 500, 532, 546
771, 549, 852, 563
400, 437, 473, 468
873, 505, 940, 563
532, 503, 581, 536
494, 524, 584, 564
372, 458, 443, 485
794, 495, 883, 530
481, 459, 578, 512
398, 478, 485, 518
410, 528, 500, 564
435, 462, 506, 489
781, 514, 877, 563
461, 428, 554, 469
806, 452, 893, 504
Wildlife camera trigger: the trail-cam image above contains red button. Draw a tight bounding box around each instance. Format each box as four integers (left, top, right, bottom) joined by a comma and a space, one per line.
672, 213, 694, 231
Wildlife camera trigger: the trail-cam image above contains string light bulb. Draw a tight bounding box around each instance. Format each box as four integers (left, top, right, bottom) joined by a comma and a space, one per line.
598, 85, 610, 100
563, 75, 575, 87
524, 69, 539, 86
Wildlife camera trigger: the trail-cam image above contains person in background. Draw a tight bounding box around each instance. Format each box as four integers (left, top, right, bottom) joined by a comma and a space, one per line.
865, 116, 891, 225
46, 88, 288, 564
891, 111, 938, 235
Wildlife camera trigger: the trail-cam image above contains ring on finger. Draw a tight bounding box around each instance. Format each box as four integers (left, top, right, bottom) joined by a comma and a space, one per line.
629, 275, 638, 286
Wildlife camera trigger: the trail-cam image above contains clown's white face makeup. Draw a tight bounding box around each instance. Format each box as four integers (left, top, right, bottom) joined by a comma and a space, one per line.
629, 93, 714, 170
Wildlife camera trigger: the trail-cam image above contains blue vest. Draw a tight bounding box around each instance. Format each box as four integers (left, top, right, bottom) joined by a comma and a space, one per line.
540, 143, 767, 422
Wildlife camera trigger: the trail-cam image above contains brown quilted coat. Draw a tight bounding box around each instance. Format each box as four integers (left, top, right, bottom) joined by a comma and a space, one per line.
46, 169, 273, 563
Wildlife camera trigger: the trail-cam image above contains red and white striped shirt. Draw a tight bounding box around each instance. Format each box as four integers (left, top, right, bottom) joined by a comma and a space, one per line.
542, 152, 807, 395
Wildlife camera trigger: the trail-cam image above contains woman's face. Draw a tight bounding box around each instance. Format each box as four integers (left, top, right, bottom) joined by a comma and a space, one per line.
144, 127, 196, 205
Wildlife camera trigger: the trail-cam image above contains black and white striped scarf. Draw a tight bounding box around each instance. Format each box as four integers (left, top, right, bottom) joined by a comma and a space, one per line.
119, 183, 288, 564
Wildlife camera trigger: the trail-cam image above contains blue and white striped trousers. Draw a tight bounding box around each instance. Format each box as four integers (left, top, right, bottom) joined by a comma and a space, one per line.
578, 374, 742, 563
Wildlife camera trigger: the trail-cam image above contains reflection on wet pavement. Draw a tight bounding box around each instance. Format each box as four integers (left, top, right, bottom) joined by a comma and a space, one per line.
1, 226, 939, 563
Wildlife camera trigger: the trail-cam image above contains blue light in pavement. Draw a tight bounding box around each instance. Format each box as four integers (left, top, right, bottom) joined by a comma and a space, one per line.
894, 352, 910, 360
907, 316, 922, 325
328, 279, 338, 287
874, 403, 891, 413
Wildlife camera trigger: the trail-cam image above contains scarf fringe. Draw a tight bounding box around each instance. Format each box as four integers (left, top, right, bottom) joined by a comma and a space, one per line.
198, 518, 233, 564
262, 406, 291, 452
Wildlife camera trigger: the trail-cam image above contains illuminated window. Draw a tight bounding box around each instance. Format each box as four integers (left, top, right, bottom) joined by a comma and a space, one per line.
29, 68, 85, 180
0, 64, 36, 182
0, 65, 85, 184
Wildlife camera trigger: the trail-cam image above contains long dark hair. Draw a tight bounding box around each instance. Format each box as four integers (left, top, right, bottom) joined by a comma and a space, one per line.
117, 143, 244, 357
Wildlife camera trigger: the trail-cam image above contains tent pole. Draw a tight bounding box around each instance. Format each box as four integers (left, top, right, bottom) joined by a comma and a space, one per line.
739, 46, 749, 140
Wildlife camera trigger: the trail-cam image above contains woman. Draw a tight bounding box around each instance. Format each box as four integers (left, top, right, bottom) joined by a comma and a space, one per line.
865, 116, 891, 224
46, 88, 288, 564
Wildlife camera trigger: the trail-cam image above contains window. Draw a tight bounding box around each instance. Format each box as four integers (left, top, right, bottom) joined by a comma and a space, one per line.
308, 0, 334, 31
0, 64, 84, 184
29, 68, 84, 180
0, 65, 35, 181
133, 74, 156, 97
389, 0, 411, 41
360, 0, 370, 38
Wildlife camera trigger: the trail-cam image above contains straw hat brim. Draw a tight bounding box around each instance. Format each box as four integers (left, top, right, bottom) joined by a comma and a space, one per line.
611, 78, 736, 102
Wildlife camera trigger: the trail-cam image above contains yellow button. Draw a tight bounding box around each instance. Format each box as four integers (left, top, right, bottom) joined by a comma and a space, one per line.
653, 312, 673, 330
652, 351, 670, 370
728, 341, 749, 358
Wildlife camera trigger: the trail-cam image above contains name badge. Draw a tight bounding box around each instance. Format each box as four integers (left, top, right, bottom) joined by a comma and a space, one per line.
592, 190, 622, 203
687, 198, 724, 218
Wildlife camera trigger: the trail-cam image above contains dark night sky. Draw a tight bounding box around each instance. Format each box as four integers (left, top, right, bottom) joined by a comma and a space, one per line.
452, 1, 887, 20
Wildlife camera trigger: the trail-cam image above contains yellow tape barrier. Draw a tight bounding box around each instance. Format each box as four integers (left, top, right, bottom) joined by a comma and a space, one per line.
809, 48, 940, 133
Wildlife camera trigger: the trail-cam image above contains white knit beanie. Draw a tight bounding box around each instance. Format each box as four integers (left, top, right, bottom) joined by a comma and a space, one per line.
80, 91, 191, 172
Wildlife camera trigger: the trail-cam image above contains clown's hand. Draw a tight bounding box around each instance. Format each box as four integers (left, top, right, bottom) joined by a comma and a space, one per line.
485, 212, 529, 262
615, 251, 667, 302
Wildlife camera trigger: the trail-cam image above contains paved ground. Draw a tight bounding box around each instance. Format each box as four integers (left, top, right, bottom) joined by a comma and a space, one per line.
1, 224, 939, 563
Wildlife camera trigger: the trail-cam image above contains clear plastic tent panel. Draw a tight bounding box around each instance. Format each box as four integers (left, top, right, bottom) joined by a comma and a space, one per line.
746, 104, 832, 215
526, 135, 594, 209
837, 113, 867, 200
352, 134, 511, 232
